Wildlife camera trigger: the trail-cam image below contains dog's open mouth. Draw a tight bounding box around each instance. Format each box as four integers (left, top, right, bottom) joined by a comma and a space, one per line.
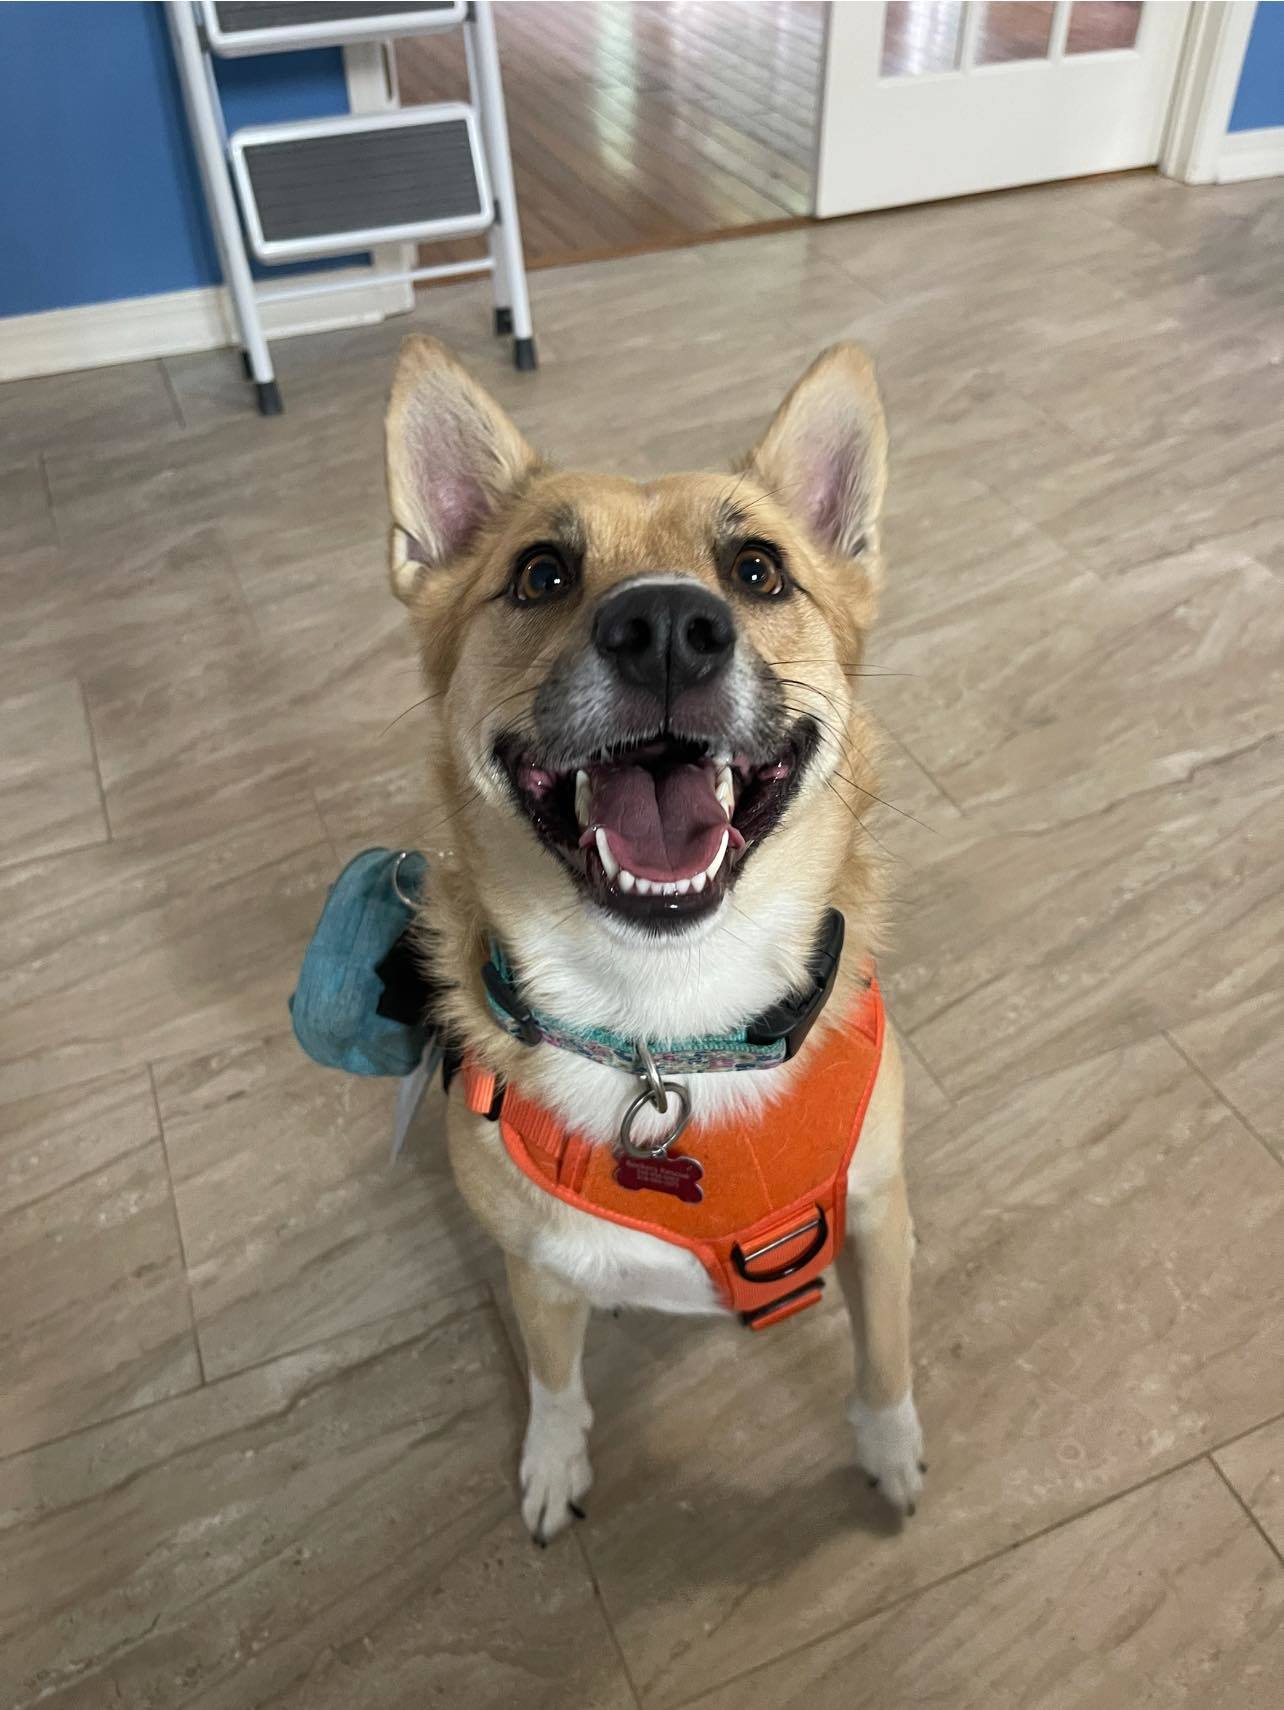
497, 722, 816, 926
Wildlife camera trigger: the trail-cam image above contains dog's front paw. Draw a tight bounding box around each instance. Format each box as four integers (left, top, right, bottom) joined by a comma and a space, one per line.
849, 1392, 925, 1515
520, 1385, 593, 1545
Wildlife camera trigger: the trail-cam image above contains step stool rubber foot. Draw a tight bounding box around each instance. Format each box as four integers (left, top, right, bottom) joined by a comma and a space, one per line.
494, 306, 514, 336
255, 380, 284, 417
240, 350, 253, 380
513, 337, 538, 372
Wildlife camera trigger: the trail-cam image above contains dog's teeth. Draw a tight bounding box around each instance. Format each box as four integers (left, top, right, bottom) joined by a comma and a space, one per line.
635, 877, 653, 895
691, 872, 707, 893
705, 829, 730, 883
594, 828, 619, 880
575, 770, 591, 827
619, 869, 636, 892
675, 878, 691, 895
715, 765, 734, 818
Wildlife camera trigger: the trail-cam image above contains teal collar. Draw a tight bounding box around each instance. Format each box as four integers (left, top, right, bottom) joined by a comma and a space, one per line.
480, 911, 846, 1077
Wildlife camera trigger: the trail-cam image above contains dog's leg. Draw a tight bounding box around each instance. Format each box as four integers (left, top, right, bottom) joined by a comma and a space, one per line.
836, 1169, 924, 1513
506, 1252, 593, 1544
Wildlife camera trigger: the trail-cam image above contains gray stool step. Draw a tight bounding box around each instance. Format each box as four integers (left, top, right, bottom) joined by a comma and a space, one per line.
204, 1, 464, 55
230, 105, 493, 262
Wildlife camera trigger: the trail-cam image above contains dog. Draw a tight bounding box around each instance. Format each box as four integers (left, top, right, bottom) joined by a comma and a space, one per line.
384, 336, 923, 1542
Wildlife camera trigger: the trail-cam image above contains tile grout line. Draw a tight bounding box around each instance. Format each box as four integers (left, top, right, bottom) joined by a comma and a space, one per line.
1208, 1451, 1284, 1571
38, 451, 61, 546
157, 356, 187, 431
0, 1283, 493, 1470
572, 1532, 648, 1710
211, 520, 270, 645
76, 675, 113, 843
664, 1408, 1284, 1710
899, 1031, 952, 1109
484, 1276, 649, 1710
1163, 1028, 1281, 1172
145, 1061, 207, 1389
883, 727, 968, 821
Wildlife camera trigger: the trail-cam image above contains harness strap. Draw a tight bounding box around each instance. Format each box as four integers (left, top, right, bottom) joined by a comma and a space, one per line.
460, 981, 884, 1330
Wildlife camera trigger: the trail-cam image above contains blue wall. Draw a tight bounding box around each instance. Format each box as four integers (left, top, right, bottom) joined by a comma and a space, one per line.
1229, 2, 1284, 132
0, 3, 354, 317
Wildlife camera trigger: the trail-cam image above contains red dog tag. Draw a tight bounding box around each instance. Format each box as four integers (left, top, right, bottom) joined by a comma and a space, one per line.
614, 1151, 704, 1203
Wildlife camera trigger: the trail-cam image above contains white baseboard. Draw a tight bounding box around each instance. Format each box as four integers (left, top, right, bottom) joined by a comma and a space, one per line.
1216, 125, 1284, 183
0, 265, 412, 383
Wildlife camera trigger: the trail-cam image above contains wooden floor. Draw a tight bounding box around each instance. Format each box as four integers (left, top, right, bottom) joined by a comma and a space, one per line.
396, 1, 1146, 272
397, 0, 825, 270
3, 170, 1284, 1707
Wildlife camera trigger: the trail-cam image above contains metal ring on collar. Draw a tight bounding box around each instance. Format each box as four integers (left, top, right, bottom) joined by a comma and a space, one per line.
618, 1079, 692, 1160
391, 850, 418, 909
634, 1037, 669, 1113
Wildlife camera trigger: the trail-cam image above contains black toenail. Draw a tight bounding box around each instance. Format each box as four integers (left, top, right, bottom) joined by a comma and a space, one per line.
867, 1475, 879, 1488
569, 1501, 587, 1520
919, 1460, 928, 1473
906, 1503, 917, 1518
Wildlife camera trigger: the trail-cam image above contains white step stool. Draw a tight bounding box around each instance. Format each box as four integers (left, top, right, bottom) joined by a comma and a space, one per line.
166, 0, 536, 414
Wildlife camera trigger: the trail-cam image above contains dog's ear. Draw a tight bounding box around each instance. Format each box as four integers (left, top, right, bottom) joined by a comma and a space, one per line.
385, 336, 539, 601
746, 343, 887, 560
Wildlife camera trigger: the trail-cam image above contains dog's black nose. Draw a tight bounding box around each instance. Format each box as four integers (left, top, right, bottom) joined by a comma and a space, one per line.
593, 581, 735, 701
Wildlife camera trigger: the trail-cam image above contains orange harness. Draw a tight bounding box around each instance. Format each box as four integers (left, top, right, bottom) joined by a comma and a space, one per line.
462, 978, 884, 1328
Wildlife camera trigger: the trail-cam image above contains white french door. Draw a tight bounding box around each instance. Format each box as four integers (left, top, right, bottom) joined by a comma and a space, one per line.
815, 1, 1192, 217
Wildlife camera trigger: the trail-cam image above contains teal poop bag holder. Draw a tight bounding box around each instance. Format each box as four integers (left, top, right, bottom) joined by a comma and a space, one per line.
290, 847, 430, 1077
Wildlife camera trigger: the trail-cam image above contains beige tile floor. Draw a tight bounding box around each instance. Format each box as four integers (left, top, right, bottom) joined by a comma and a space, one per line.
2, 170, 1283, 1707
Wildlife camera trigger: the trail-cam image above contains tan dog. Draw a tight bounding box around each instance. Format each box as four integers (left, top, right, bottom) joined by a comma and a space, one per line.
385, 337, 922, 1541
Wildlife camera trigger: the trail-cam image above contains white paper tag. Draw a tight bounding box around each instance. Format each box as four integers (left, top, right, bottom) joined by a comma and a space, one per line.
390, 1041, 444, 1161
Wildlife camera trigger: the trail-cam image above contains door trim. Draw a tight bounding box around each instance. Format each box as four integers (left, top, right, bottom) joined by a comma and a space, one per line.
1160, 1, 1258, 183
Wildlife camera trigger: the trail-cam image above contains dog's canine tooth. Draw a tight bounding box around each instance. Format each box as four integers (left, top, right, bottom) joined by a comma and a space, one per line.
715, 765, 734, 818
594, 828, 619, 880
619, 868, 636, 892
705, 829, 730, 882
575, 770, 591, 827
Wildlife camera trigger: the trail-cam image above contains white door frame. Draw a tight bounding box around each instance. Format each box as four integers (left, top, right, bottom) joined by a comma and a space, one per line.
1160, 0, 1259, 183
810, 2, 1261, 213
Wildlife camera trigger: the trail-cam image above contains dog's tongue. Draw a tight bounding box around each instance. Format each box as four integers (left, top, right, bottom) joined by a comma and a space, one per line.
590, 762, 728, 882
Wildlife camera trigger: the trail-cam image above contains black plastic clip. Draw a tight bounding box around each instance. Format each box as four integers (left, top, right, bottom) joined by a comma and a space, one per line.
745, 908, 845, 1061
481, 956, 542, 1047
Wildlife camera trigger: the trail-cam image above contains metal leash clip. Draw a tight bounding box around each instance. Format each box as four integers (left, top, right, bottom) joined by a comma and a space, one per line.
617, 1038, 692, 1160
390, 850, 418, 909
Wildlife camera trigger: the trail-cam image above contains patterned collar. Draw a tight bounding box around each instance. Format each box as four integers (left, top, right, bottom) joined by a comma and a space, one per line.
479, 910, 847, 1077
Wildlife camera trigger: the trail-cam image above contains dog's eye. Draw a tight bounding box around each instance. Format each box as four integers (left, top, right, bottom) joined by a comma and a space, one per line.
513, 546, 575, 605
731, 543, 786, 599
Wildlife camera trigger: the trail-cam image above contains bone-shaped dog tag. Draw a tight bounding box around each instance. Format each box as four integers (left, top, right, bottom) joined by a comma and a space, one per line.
613, 1151, 704, 1203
